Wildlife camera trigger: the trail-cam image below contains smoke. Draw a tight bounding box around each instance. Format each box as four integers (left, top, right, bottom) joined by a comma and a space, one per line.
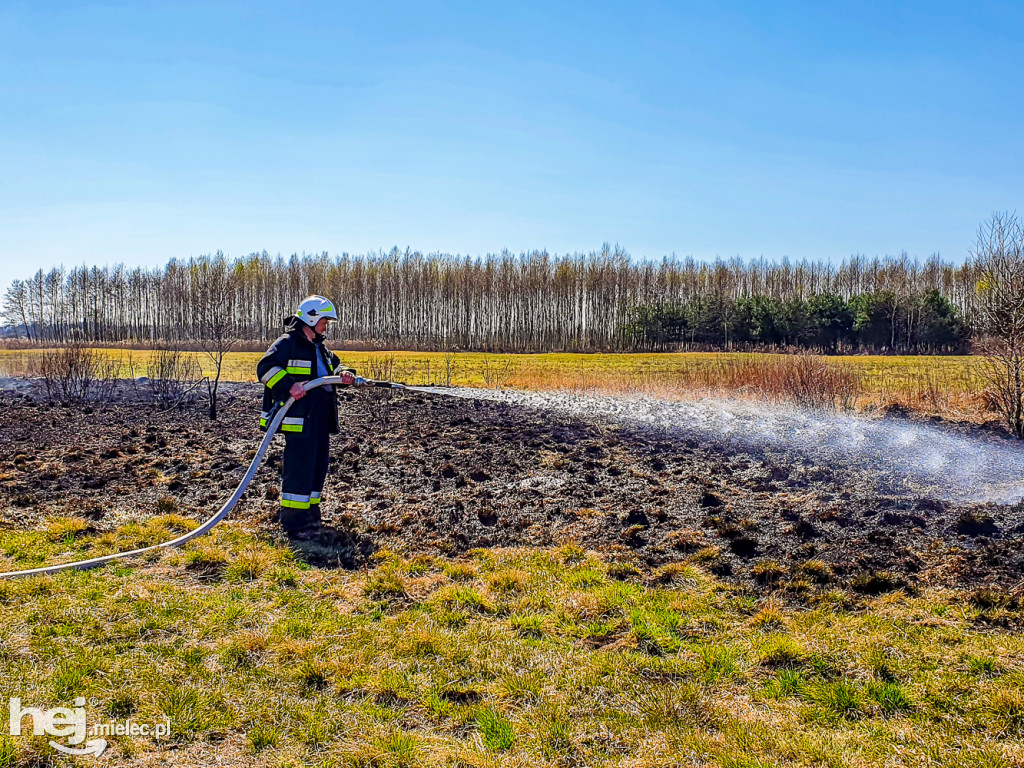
413, 386, 1024, 505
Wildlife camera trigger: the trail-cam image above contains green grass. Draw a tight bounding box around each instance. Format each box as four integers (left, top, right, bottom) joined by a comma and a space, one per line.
0, 523, 1022, 766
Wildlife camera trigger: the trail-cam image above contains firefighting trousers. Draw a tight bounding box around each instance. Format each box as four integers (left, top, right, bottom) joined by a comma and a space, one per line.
279, 389, 332, 527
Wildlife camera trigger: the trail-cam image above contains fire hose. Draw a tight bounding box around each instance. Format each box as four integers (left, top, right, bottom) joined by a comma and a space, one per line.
0, 375, 411, 580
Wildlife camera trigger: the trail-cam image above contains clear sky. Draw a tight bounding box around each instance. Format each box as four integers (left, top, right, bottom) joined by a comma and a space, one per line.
1, 0, 1022, 290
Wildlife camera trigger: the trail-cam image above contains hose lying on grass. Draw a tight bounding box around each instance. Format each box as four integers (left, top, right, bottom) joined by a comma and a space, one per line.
0, 376, 413, 579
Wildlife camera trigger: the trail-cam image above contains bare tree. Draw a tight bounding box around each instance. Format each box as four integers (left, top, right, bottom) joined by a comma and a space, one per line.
194, 254, 239, 420
1, 280, 32, 341
441, 347, 459, 386
973, 212, 1024, 437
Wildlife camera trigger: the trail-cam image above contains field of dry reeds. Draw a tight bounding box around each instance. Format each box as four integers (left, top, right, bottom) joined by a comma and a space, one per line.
0, 348, 994, 424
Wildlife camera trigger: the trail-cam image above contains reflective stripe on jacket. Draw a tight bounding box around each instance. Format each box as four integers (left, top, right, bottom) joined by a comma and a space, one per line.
256, 328, 344, 434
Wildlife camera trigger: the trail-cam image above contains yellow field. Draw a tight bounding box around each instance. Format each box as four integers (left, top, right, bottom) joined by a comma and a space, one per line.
0, 348, 987, 418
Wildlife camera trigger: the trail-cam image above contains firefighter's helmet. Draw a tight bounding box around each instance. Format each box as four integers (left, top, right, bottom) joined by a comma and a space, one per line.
295, 295, 338, 327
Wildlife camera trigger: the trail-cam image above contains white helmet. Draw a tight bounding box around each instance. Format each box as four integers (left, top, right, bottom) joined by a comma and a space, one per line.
295, 295, 338, 327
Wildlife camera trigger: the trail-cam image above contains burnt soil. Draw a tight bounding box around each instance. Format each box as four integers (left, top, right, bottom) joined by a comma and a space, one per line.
1, 384, 1022, 594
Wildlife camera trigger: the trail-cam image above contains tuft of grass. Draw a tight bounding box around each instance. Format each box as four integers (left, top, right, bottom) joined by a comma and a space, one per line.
763, 669, 807, 699
398, 630, 440, 659
499, 670, 544, 702
151, 513, 198, 533
607, 561, 642, 581
105, 690, 136, 718
375, 731, 420, 767
987, 689, 1024, 735
431, 585, 494, 613
155, 495, 178, 514
45, 517, 92, 543
806, 679, 864, 721
758, 635, 806, 668
751, 559, 786, 586
698, 643, 740, 683
444, 562, 478, 581
476, 705, 515, 752
51, 657, 99, 699
296, 655, 331, 692
432, 608, 468, 628
566, 567, 606, 588
557, 544, 587, 565
509, 613, 545, 638
866, 680, 914, 715
535, 704, 575, 761
296, 706, 332, 748
866, 647, 900, 683
633, 683, 719, 729
799, 559, 834, 584
967, 655, 999, 676
630, 609, 681, 655
649, 562, 693, 585
269, 566, 297, 586
851, 570, 905, 595
184, 546, 228, 578
750, 604, 786, 632
0, 736, 16, 768
488, 569, 530, 593
970, 586, 1014, 610
363, 567, 408, 599
247, 723, 281, 752
159, 687, 225, 740
225, 547, 269, 582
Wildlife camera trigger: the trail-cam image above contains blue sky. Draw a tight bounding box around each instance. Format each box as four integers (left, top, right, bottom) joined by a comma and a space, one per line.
1, 1, 1022, 289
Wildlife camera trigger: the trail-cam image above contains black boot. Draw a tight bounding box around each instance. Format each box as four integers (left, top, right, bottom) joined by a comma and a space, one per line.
279, 506, 320, 540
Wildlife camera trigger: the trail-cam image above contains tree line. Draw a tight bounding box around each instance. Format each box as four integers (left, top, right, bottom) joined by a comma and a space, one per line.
1, 247, 983, 353
624, 289, 969, 353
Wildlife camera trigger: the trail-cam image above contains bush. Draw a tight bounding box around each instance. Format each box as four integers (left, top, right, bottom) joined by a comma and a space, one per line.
139, 346, 202, 408
30, 342, 118, 404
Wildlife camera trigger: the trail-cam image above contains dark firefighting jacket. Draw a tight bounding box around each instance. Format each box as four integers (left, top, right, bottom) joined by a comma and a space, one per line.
256, 323, 348, 435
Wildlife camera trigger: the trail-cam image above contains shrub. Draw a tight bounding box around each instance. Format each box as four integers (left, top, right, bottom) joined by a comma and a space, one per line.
30, 342, 119, 404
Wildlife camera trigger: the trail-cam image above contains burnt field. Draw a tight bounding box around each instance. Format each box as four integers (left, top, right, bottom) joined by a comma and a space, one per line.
1, 382, 1022, 593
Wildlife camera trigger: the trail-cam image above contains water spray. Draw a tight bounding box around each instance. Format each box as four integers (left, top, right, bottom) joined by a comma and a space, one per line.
419, 387, 1024, 506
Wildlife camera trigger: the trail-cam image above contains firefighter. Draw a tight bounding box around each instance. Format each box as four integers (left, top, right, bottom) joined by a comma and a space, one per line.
256, 295, 356, 539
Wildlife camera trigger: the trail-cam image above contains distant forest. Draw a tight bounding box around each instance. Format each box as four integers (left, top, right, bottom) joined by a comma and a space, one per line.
1, 247, 980, 353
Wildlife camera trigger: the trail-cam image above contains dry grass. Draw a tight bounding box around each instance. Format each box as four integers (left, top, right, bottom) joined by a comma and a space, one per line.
0, 529, 1022, 767
0, 348, 993, 420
